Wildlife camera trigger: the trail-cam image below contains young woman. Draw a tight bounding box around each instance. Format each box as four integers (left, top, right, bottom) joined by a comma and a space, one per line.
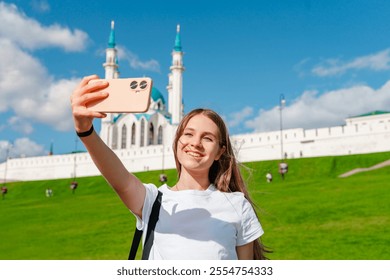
71, 75, 268, 259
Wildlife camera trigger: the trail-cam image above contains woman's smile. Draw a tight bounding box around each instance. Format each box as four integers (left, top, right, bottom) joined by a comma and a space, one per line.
184, 147, 205, 159
185, 150, 203, 158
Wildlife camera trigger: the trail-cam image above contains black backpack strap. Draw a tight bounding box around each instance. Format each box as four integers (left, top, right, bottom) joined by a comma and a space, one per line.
142, 190, 162, 260
128, 228, 142, 260
128, 190, 162, 260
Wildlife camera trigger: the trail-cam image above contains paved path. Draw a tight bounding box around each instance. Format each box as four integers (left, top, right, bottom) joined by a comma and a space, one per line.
338, 159, 390, 178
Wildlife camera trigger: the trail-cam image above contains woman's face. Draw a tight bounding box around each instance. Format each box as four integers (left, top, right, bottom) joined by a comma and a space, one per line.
176, 114, 225, 175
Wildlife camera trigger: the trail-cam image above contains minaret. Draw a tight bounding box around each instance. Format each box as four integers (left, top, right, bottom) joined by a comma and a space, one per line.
167, 24, 185, 125
100, 21, 119, 146
104, 20, 118, 79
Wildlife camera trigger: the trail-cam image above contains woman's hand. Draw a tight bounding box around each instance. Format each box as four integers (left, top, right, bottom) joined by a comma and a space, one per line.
70, 74, 109, 133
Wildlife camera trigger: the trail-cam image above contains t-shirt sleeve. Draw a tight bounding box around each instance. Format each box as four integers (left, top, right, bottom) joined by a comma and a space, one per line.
131, 183, 158, 231
236, 198, 264, 246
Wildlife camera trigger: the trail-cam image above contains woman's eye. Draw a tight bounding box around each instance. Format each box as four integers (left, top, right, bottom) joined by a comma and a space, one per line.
203, 137, 213, 142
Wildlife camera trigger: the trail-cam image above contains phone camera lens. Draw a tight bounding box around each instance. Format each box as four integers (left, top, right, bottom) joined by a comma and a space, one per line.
140, 80, 147, 89
130, 81, 138, 89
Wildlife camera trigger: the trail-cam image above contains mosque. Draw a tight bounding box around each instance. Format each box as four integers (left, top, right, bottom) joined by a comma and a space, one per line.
1, 23, 390, 182
99, 21, 184, 152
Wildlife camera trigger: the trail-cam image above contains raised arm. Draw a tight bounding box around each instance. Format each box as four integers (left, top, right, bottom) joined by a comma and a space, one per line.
70, 75, 146, 217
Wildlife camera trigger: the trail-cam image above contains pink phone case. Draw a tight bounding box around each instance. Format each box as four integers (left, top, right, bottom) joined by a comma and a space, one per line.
87, 78, 152, 113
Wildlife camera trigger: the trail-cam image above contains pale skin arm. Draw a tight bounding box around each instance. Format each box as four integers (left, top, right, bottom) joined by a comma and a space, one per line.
236, 241, 254, 260
70, 75, 145, 218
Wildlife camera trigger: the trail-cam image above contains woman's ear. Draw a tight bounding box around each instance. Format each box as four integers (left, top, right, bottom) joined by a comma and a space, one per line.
215, 145, 226, 161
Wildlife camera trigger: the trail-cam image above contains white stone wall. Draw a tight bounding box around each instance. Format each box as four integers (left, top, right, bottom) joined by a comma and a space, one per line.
1, 145, 176, 182
1, 113, 389, 182
232, 113, 390, 162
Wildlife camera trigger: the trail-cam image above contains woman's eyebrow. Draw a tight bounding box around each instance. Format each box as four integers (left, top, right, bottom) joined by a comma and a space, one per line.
184, 127, 217, 138
203, 131, 217, 138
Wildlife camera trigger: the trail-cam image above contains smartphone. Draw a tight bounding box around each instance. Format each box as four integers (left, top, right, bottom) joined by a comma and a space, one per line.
86, 78, 153, 113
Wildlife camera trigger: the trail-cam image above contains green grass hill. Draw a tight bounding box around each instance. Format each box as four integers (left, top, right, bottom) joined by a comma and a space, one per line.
1, 151, 389, 260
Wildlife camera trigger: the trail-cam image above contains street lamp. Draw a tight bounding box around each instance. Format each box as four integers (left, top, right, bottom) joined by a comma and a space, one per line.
73, 137, 78, 181
2, 143, 12, 199
70, 137, 78, 194
2, 143, 12, 185
279, 94, 288, 180
279, 94, 286, 162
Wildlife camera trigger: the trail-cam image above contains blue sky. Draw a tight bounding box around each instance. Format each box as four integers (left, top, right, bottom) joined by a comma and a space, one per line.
1, 0, 390, 161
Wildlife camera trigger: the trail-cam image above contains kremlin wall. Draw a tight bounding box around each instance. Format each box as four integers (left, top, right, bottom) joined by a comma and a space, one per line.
1, 111, 389, 182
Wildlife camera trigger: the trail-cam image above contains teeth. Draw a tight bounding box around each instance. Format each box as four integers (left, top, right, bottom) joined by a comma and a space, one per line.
187, 151, 201, 158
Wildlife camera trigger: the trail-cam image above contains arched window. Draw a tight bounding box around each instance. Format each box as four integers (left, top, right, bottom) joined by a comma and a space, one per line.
121, 124, 127, 149
148, 123, 154, 145
157, 125, 163, 144
112, 126, 118, 150
140, 119, 145, 147
131, 123, 136, 145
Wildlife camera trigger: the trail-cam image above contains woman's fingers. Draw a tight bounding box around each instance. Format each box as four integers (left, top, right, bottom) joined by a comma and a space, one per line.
72, 75, 107, 96
72, 79, 108, 99
71, 75, 109, 132
73, 106, 107, 119
71, 75, 109, 108
76, 74, 100, 90
72, 91, 109, 107
84, 79, 109, 93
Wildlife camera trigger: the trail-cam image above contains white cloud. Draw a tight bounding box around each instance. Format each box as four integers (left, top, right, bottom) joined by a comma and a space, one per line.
0, 38, 79, 131
0, 2, 88, 133
0, 2, 89, 51
312, 49, 390, 77
0, 138, 46, 162
244, 81, 390, 132
117, 46, 160, 72
8, 116, 34, 134
0, 38, 49, 112
32, 78, 80, 131
226, 106, 254, 127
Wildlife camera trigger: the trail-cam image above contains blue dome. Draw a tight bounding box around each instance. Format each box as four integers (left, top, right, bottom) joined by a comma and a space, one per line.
151, 87, 165, 104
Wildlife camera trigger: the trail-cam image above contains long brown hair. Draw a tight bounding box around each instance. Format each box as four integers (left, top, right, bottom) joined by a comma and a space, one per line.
173, 108, 270, 260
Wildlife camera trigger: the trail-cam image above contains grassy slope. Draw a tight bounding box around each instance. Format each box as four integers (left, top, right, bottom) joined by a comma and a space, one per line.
0, 152, 389, 260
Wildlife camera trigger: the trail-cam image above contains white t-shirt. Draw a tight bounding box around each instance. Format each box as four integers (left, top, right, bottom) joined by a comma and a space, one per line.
133, 183, 264, 260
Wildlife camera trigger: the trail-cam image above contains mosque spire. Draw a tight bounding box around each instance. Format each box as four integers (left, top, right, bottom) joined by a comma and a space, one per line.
169, 24, 185, 125
174, 24, 182, 52
108, 20, 116, 48
101, 20, 119, 146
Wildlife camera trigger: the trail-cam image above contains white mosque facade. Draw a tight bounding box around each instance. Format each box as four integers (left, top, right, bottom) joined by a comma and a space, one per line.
99, 22, 184, 153
1, 23, 390, 182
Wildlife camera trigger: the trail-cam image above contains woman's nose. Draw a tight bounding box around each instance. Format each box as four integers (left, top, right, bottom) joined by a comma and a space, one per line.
189, 136, 202, 147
